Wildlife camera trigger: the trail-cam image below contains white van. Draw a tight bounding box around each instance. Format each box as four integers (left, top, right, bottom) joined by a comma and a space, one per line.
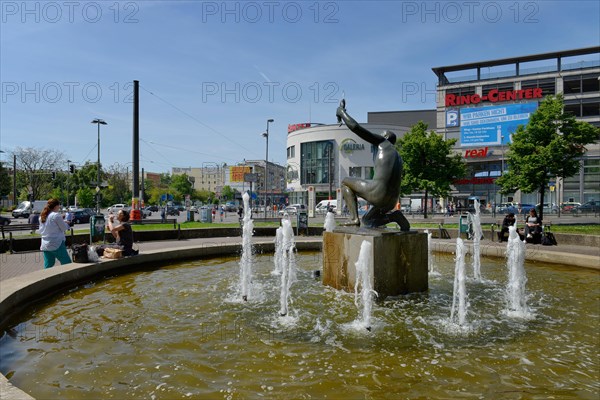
12, 200, 47, 218
316, 200, 337, 214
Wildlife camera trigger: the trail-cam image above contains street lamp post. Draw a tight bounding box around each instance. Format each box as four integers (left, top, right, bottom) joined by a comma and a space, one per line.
500, 135, 505, 205
327, 141, 334, 200
66, 159, 72, 209
262, 119, 274, 218
91, 118, 107, 214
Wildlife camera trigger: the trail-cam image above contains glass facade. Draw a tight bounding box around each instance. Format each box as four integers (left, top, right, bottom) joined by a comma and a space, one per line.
300, 141, 335, 185
349, 167, 362, 178
562, 158, 600, 203
521, 78, 556, 95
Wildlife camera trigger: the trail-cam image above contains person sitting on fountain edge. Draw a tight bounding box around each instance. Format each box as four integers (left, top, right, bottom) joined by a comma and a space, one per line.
107, 209, 138, 256
524, 208, 542, 241
336, 99, 409, 230
498, 212, 517, 242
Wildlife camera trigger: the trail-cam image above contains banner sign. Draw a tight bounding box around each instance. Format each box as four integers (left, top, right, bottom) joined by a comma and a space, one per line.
230, 166, 251, 182
460, 102, 538, 147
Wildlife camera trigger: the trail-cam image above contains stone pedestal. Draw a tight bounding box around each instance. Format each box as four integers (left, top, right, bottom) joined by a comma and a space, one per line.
322, 228, 428, 298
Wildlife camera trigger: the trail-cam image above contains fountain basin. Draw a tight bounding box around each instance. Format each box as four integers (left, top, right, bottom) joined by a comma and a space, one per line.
1, 245, 599, 399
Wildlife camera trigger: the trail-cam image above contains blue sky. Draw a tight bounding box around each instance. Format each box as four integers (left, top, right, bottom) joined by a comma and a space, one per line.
1, 0, 599, 173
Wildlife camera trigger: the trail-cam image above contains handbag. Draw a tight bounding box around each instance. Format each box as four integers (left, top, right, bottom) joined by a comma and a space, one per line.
103, 247, 123, 259
71, 243, 89, 263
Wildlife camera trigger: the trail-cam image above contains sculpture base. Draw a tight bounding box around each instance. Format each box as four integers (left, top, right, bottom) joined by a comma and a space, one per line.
322, 228, 428, 298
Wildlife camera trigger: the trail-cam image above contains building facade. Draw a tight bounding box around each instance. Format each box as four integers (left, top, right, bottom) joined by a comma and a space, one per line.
285, 122, 410, 208
172, 161, 286, 206
432, 46, 600, 207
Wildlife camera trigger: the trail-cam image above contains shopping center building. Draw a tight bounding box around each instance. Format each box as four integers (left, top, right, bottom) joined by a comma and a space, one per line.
433, 46, 600, 208
285, 46, 599, 212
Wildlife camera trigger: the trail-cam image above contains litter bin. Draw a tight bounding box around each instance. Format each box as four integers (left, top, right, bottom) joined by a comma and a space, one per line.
296, 210, 308, 236
199, 207, 212, 223
90, 214, 105, 243
187, 210, 195, 222
458, 215, 469, 238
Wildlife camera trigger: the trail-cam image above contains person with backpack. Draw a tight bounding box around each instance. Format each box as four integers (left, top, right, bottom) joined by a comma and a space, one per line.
38, 199, 72, 269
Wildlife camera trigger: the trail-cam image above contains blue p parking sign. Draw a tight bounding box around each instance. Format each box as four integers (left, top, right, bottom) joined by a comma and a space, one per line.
446, 109, 459, 127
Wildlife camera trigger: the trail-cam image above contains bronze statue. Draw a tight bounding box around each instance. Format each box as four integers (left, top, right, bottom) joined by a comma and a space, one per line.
336, 99, 410, 231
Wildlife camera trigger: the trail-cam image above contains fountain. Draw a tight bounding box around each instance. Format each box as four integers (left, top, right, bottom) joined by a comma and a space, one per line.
505, 225, 531, 318
2, 251, 598, 399
0, 98, 597, 398
239, 192, 254, 301
468, 200, 483, 281
323, 211, 336, 232
353, 240, 376, 331
278, 219, 297, 317
272, 226, 283, 276
424, 229, 434, 274
450, 238, 469, 327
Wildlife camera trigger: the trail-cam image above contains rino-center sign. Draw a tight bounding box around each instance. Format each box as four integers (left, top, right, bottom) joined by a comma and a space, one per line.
445, 88, 543, 107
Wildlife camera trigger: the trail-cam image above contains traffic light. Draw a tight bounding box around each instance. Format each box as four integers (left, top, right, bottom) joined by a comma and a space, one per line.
51, 171, 56, 180
69, 164, 75, 173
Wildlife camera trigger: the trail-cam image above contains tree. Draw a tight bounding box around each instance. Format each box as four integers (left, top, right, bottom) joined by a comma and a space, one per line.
170, 174, 193, 198
69, 162, 107, 206
76, 187, 95, 208
11, 147, 66, 201
397, 121, 466, 218
496, 94, 600, 220
193, 189, 214, 204
105, 164, 131, 205
0, 162, 11, 197
221, 185, 236, 201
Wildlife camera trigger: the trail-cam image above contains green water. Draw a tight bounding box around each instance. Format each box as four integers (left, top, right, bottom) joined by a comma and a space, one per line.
1, 252, 598, 399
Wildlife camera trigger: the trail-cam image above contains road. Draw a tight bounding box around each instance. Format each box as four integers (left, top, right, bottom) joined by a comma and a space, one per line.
2, 209, 598, 237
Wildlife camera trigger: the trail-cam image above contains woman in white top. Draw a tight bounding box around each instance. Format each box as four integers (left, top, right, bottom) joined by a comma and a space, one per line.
38, 198, 72, 268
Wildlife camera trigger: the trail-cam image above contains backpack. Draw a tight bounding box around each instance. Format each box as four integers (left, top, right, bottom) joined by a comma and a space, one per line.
71, 243, 89, 263
542, 232, 558, 246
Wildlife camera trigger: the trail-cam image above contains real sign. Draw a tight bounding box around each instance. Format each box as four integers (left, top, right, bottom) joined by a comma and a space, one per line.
464, 147, 490, 158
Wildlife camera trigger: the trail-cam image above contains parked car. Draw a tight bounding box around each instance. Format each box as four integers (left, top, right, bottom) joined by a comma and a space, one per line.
536, 202, 559, 214
561, 202, 581, 212
278, 205, 301, 216
107, 204, 127, 214
147, 205, 159, 212
166, 207, 180, 216
0, 215, 11, 226
70, 209, 94, 225
12, 200, 47, 218
506, 203, 536, 215
170, 203, 185, 212
571, 200, 599, 214
224, 202, 237, 212
495, 202, 516, 214
316, 200, 337, 214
